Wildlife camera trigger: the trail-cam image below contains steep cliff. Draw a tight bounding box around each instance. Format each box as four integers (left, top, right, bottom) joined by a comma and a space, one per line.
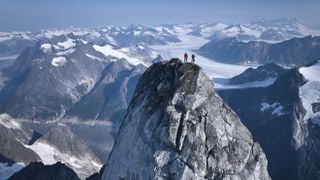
102, 59, 270, 179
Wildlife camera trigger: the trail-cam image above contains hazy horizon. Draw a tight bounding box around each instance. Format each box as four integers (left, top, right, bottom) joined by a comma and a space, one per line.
0, 0, 320, 31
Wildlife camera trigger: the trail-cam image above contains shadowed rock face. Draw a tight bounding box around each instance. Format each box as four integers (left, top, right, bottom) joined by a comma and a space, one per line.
102, 59, 270, 179
9, 162, 80, 180
217, 67, 314, 180
229, 63, 287, 85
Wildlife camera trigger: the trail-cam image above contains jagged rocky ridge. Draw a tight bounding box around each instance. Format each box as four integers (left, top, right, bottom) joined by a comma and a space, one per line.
9, 162, 80, 180
102, 59, 270, 179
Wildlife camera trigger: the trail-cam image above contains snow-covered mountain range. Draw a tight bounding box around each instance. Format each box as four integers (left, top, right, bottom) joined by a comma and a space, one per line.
191, 18, 318, 42
1, 18, 320, 179
1, 18, 319, 58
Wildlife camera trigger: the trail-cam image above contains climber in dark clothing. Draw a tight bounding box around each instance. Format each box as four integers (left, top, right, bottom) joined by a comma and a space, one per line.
184, 52, 188, 63
191, 54, 195, 63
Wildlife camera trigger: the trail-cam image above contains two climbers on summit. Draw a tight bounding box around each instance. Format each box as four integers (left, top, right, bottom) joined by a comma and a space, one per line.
184, 52, 195, 64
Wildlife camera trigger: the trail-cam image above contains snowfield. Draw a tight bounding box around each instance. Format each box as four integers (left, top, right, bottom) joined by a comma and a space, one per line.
0, 114, 23, 130
51, 56, 67, 67
151, 31, 256, 87
93, 44, 146, 66
85, 53, 104, 61
260, 102, 285, 116
55, 48, 76, 56
57, 39, 76, 49
41, 44, 52, 53
299, 60, 320, 124
25, 141, 102, 179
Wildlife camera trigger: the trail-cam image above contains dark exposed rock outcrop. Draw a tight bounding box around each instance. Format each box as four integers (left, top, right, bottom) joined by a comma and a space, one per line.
9, 162, 80, 180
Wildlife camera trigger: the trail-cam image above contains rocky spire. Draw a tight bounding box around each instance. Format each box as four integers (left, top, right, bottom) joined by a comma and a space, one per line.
102, 59, 270, 179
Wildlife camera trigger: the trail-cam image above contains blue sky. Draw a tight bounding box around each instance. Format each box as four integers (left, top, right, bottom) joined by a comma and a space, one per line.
0, 0, 319, 31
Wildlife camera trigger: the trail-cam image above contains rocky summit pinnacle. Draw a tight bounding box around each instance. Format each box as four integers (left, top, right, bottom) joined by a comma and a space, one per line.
102, 58, 270, 179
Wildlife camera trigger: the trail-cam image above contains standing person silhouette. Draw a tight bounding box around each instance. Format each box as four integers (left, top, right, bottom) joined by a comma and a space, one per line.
184, 52, 188, 63
191, 54, 195, 64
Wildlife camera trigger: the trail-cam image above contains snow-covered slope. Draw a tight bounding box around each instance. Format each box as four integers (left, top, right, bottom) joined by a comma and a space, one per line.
151, 32, 254, 81
0, 114, 102, 179
24, 124, 102, 179
299, 60, 320, 124
92, 44, 146, 66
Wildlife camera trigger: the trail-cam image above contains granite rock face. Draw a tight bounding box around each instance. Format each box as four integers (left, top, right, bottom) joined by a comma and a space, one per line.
102, 59, 270, 179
